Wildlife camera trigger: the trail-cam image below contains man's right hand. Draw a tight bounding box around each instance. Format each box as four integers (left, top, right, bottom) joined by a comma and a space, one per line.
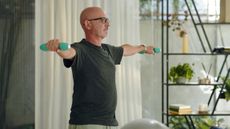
46, 39, 60, 52
46, 39, 76, 59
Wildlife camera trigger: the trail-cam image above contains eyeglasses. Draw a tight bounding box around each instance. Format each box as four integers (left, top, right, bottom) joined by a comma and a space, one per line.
88, 17, 110, 24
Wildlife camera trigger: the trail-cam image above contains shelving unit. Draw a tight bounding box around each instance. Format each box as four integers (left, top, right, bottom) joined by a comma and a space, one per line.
161, 0, 230, 128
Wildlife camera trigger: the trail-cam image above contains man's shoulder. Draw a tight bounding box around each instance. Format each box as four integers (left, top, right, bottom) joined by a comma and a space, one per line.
71, 40, 85, 47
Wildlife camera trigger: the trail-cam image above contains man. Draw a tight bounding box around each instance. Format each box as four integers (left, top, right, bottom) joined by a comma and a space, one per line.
46, 6, 154, 129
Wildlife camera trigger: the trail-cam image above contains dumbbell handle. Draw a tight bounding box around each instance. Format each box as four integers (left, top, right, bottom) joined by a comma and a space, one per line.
40, 42, 70, 51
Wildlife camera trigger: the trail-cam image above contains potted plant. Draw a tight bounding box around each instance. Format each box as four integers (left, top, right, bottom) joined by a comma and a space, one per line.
168, 63, 194, 84
169, 116, 222, 129
219, 77, 230, 101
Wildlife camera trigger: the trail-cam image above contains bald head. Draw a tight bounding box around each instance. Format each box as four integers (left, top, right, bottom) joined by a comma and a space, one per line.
80, 7, 106, 28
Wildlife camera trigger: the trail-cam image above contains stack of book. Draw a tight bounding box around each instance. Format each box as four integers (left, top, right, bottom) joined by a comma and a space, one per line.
169, 104, 192, 115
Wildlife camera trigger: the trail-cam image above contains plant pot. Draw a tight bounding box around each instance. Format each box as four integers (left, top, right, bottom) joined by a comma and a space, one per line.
219, 92, 225, 99
176, 77, 187, 84
210, 126, 223, 129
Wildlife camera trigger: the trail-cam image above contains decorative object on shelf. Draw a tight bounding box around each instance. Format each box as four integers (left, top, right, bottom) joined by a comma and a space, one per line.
180, 31, 189, 53
168, 63, 194, 84
198, 77, 211, 84
219, 77, 230, 101
219, 0, 230, 22
198, 63, 212, 84
169, 116, 216, 129
198, 104, 209, 114
169, 104, 192, 115
213, 46, 230, 54
167, 11, 189, 32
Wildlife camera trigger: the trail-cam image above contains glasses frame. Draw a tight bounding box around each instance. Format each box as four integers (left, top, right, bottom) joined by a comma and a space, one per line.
88, 17, 110, 24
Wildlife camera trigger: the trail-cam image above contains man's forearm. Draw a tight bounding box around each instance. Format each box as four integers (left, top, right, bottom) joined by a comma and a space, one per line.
57, 48, 76, 59
121, 44, 145, 56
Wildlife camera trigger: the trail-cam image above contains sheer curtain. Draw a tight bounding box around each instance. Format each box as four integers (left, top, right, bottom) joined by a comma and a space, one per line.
35, 0, 141, 129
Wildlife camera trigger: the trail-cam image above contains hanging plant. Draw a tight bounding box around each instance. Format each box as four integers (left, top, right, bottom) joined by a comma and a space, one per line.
163, 0, 194, 37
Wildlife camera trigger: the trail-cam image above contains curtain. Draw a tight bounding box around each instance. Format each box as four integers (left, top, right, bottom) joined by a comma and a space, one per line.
0, 13, 19, 129
0, 0, 35, 128
35, 0, 142, 129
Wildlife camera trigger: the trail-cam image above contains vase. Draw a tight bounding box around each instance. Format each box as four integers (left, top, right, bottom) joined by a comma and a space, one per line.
182, 33, 189, 53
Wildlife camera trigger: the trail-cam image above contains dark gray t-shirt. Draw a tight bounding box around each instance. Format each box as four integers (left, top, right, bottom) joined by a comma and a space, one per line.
64, 39, 123, 126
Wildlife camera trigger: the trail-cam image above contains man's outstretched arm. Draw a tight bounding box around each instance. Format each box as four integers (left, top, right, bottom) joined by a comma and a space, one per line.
121, 44, 154, 56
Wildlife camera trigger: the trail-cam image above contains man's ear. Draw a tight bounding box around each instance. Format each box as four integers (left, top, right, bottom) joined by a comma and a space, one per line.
84, 20, 92, 30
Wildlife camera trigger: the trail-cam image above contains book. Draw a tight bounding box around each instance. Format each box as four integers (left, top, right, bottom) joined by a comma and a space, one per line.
169, 108, 192, 112
169, 104, 192, 115
169, 109, 192, 115
169, 104, 191, 110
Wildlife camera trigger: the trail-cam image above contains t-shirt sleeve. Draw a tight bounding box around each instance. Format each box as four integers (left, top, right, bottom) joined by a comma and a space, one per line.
63, 43, 79, 68
104, 44, 124, 65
